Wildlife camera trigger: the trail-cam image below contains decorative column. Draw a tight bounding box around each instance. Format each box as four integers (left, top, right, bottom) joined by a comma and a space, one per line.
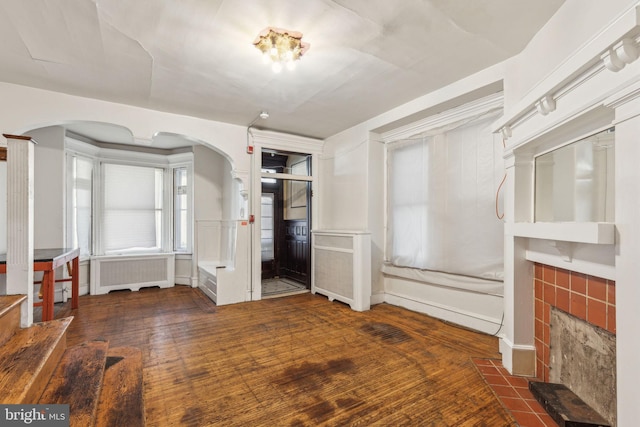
3, 134, 36, 327
611, 94, 640, 427
500, 150, 536, 376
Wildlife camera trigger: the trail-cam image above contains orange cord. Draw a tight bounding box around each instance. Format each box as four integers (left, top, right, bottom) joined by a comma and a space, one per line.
495, 173, 506, 220
495, 138, 507, 220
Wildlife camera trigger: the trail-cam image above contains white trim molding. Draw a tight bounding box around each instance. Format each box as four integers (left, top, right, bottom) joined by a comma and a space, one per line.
380, 92, 503, 142
494, 5, 640, 145
249, 129, 324, 154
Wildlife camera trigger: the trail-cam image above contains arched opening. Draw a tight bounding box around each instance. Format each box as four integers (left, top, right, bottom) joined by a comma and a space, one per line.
0, 121, 247, 312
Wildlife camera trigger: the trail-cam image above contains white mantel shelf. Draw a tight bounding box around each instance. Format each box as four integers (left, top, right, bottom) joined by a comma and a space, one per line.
508, 222, 615, 245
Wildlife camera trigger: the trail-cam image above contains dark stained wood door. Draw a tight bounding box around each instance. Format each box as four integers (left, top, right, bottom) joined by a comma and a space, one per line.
281, 219, 309, 286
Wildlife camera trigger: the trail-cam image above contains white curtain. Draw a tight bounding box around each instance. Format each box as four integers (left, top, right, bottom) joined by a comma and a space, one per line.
68, 155, 93, 258
388, 112, 504, 280
102, 163, 163, 254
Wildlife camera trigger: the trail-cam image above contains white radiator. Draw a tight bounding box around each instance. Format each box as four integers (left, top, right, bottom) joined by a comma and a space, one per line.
90, 254, 175, 295
312, 231, 371, 311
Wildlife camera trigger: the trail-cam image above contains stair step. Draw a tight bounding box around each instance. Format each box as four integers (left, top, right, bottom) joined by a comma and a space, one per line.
0, 316, 72, 404
0, 295, 26, 347
95, 347, 145, 427
39, 339, 110, 427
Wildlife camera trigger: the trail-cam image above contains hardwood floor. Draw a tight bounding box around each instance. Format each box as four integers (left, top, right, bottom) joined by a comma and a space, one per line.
58, 286, 514, 426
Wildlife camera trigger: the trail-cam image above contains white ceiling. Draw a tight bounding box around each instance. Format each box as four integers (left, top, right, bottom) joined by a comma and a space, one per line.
0, 0, 564, 145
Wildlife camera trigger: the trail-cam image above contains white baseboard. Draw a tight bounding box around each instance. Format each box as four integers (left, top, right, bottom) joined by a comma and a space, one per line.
174, 275, 192, 286
198, 283, 217, 304
384, 291, 503, 335
370, 292, 385, 305
499, 337, 536, 377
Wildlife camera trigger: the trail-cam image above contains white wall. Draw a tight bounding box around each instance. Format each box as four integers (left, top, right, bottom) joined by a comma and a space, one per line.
367, 133, 385, 300
221, 153, 239, 221
194, 144, 226, 221
320, 126, 370, 231
30, 126, 66, 248
319, 127, 384, 297
0, 125, 66, 251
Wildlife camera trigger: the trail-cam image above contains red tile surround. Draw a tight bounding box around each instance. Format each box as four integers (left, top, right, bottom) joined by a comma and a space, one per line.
473, 265, 615, 426
534, 263, 616, 382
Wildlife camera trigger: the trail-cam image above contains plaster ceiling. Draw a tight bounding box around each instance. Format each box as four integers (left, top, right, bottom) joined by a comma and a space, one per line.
0, 0, 564, 146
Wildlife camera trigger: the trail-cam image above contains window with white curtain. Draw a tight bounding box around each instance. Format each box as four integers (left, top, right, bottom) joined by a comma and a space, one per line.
387, 112, 504, 279
66, 154, 93, 259
173, 166, 189, 252
65, 140, 193, 258
100, 163, 164, 254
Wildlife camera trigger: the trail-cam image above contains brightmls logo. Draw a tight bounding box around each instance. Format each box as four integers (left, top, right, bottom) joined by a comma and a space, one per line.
0, 405, 69, 426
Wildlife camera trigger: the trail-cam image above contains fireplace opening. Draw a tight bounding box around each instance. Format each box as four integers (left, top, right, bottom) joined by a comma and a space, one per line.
538, 308, 616, 426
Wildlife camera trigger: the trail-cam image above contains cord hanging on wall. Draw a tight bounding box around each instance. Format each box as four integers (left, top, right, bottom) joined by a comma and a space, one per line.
246, 111, 269, 154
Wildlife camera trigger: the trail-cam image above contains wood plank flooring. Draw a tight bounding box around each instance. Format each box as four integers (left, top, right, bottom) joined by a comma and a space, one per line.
59, 287, 515, 426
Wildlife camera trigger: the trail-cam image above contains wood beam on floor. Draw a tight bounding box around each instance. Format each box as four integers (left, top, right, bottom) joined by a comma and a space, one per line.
60, 287, 514, 426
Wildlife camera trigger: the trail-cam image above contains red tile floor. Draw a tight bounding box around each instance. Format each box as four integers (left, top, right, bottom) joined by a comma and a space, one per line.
472, 358, 559, 427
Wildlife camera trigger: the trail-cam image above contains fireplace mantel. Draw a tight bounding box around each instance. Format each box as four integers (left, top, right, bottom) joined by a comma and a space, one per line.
509, 222, 615, 245
496, 5, 640, 403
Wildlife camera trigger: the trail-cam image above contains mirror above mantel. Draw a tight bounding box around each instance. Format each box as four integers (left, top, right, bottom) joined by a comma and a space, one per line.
535, 127, 614, 223
511, 127, 616, 246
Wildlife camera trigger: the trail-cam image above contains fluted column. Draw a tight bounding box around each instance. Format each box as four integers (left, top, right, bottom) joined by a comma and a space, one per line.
3, 134, 36, 327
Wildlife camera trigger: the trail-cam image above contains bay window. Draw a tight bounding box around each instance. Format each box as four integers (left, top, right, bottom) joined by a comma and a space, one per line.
173, 166, 191, 253
66, 154, 93, 259
65, 140, 193, 257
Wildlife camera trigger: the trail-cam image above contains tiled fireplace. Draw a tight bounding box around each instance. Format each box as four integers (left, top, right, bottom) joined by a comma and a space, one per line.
533, 263, 617, 425
495, 4, 640, 424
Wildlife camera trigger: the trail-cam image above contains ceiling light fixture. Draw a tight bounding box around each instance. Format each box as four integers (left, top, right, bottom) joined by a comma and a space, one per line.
253, 27, 310, 73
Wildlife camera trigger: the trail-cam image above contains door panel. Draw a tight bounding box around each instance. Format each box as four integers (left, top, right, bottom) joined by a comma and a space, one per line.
281, 219, 309, 286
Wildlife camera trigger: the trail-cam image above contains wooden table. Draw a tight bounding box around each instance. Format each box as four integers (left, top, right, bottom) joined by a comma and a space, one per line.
0, 248, 80, 321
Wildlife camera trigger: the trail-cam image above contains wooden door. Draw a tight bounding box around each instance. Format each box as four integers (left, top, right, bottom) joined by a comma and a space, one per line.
281, 219, 309, 285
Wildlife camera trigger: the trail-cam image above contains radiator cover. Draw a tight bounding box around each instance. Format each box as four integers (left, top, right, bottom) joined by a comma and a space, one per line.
312, 231, 371, 311
90, 254, 175, 295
